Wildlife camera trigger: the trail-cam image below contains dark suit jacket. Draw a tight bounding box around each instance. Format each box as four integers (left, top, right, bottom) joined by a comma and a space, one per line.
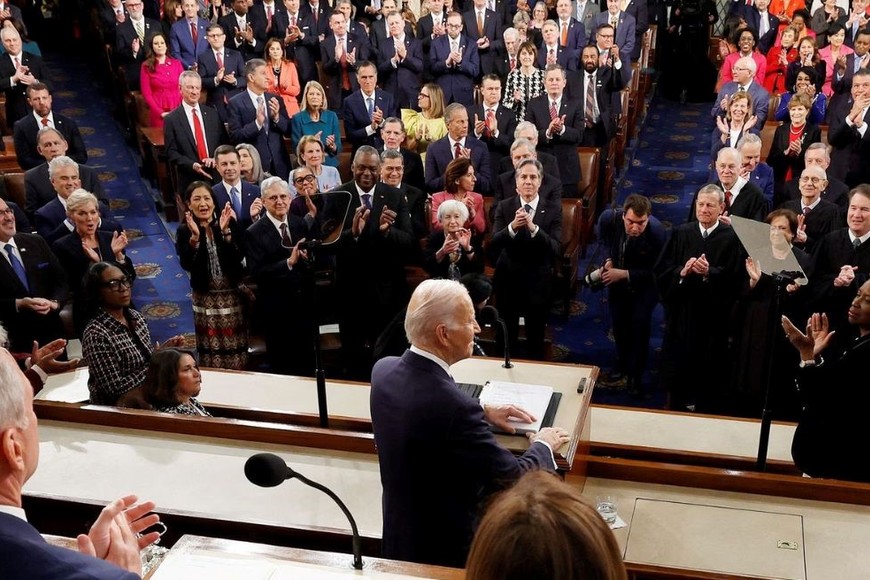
423, 135, 493, 194
535, 44, 579, 71
566, 65, 626, 146
415, 12, 447, 56
766, 123, 822, 194
0, 512, 139, 580
219, 10, 267, 59
320, 31, 370, 109
554, 18, 587, 50
115, 17, 161, 90
299, 1, 331, 37
169, 17, 210, 68
828, 96, 870, 186
0, 52, 48, 125
399, 147, 425, 191
24, 164, 106, 218
494, 169, 562, 211
227, 90, 292, 178
0, 233, 67, 351
808, 227, 870, 329
831, 52, 864, 95
430, 34, 480, 106
244, 213, 311, 314
274, 11, 318, 86
369, 18, 414, 51
467, 103, 517, 183
524, 93, 584, 189
163, 103, 227, 192
686, 180, 768, 222
35, 199, 120, 245
213, 181, 262, 231
497, 151, 561, 182
398, 181, 428, 239
376, 35, 423, 109
196, 47, 247, 122
461, 8, 504, 77
370, 349, 554, 567
490, 195, 563, 305
13, 113, 88, 170
740, 7, 779, 53
342, 89, 397, 153
591, 10, 636, 61
784, 176, 849, 211
782, 198, 841, 253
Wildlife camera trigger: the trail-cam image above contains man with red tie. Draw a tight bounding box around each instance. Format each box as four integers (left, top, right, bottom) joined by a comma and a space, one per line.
170, 0, 210, 69
321, 11, 370, 112
164, 71, 228, 193
196, 24, 246, 123
494, 26, 519, 81
12, 84, 88, 171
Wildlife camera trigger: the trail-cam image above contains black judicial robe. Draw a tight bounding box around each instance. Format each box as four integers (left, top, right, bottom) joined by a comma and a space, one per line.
807, 228, 870, 332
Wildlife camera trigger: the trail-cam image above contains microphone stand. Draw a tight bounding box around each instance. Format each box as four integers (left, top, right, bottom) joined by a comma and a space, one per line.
304, 239, 329, 428
482, 305, 512, 368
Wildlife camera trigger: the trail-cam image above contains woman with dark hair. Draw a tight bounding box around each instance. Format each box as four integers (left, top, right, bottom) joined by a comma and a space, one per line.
502, 41, 545, 123
819, 21, 853, 95
264, 37, 301, 117
141, 349, 211, 416
720, 27, 767, 88
161, 0, 183, 39
767, 93, 822, 196
175, 181, 248, 370
811, 0, 847, 47
139, 32, 183, 128
775, 66, 827, 123
80, 262, 185, 406
424, 199, 484, 280
786, 36, 826, 92
465, 471, 627, 580
717, 13, 747, 66
764, 26, 799, 94
430, 157, 486, 236
789, 10, 815, 41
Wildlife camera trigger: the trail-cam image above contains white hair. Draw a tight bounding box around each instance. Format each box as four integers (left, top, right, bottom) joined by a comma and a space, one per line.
437, 199, 469, 223
404, 279, 471, 347
0, 349, 28, 431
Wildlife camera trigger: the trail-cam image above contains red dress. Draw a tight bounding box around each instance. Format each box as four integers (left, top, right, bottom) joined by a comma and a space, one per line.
140, 57, 184, 128
784, 123, 805, 182
764, 46, 798, 94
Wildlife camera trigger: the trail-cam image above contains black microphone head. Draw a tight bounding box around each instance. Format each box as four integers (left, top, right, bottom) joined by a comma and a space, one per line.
245, 453, 293, 487
479, 305, 500, 325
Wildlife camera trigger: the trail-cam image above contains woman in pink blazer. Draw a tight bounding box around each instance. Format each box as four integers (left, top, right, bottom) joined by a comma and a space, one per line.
140, 32, 184, 129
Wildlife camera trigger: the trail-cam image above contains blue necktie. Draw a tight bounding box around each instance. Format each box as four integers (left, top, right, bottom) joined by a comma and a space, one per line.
230, 186, 242, 218
366, 97, 374, 120
362, 194, 372, 210
5, 243, 28, 292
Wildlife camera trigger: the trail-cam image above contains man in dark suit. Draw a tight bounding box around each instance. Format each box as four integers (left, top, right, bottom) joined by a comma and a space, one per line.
711, 56, 770, 130
493, 138, 563, 211
213, 145, 262, 230
320, 11, 369, 111
370, 277, 569, 567
424, 102, 493, 194
165, 72, 228, 193
833, 30, 870, 99
245, 176, 316, 376
219, 0, 267, 59
0, 198, 67, 353
430, 12, 480, 106
380, 116, 425, 189
380, 148, 427, 239
555, 0, 588, 50
784, 143, 850, 211
655, 184, 745, 412
781, 166, 842, 254
24, 129, 106, 219
114, 0, 160, 90
0, 27, 48, 126
299, 0, 332, 39
592, 0, 637, 61
98, 0, 128, 42
467, 74, 516, 183
13, 84, 88, 171
0, 347, 162, 579
417, 0, 448, 78
376, 11, 423, 109
490, 159, 562, 360
368, 0, 414, 50
492, 27, 519, 81
342, 62, 397, 153
227, 59, 293, 179
332, 146, 415, 380
828, 69, 870, 186
170, 0, 210, 69
576, 44, 625, 147
496, 121, 562, 180
737, 133, 775, 208
334, 0, 367, 39
461, 0, 504, 78
250, 0, 285, 39
537, 20, 580, 71
197, 24, 246, 123
525, 63, 584, 197
687, 148, 767, 222
590, 195, 666, 395
274, 0, 318, 89
738, 0, 780, 54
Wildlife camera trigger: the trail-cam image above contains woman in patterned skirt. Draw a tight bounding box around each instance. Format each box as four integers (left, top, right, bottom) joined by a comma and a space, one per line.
175, 181, 248, 369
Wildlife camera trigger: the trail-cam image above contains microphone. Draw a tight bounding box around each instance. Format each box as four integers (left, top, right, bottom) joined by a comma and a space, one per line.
479, 305, 513, 369
244, 453, 363, 569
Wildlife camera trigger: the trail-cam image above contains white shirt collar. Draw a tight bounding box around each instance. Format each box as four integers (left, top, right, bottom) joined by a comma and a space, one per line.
265, 211, 287, 232
449, 136, 466, 149
1, 237, 18, 252
56, 194, 68, 209
0, 505, 26, 522
409, 345, 451, 375
803, 197, 821, 210
355, 182, 376, 197
32, 110, 53, 126
699, 221, 720, 236
849, 229, 870, 244
182, 101, 199, 115
222, 179, 241, 191
519, 194, 540, 211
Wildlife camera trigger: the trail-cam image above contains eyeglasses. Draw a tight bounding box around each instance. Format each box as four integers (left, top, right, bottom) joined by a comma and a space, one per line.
0, 208, 13, 216
799, 176, 823, 183
419, 93, 431, 99
102, 277, 133, 291
207, 32, 225, 37
293, 175, 316, 184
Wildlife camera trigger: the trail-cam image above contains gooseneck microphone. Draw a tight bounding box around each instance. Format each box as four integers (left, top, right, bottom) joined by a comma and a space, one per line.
244, 453, 363, 570
480, 305, 513, 369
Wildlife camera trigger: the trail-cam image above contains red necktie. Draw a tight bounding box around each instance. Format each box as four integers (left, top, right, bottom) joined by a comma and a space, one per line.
485, 108, 495, 137
192, 108, 208, 160
510, 57, 516, 70
190, 21, 198, 45
40, 117, 49, 127
549, 100, 558, 120
290, 14, 296, 27
216, 51, 223, 69
725, 190, 733, 209
802, 206, 811, 216
454, 141, 462, 158
266, 5, 273, 32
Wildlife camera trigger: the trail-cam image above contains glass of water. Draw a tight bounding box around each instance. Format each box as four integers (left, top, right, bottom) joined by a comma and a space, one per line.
596, 495, 618, 526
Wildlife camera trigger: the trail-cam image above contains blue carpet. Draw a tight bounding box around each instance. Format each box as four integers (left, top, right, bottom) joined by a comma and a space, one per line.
47, 55, 195, 344
550, 97, 714, 408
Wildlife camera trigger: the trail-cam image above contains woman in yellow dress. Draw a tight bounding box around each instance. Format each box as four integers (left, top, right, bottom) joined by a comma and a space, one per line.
401, 82, 447, 163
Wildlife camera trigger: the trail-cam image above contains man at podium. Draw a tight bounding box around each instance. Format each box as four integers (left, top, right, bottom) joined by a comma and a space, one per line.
370, 279, 570, 567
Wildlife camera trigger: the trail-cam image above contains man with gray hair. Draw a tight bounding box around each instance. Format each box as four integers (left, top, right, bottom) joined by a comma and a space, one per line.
424, 102, 492, 194
655, 183, 744, 412
371, 278, 570, 567
36, 161, 120, 244
380, 148, 427, 238
688, 147, 766, 223
494, 26, 519, 80
735, 133, 774, 207
379, 116, 425, 187
497, 121, 561, 178
711, 55, 769, 130
781, 165, 841, 253
493, 137, 562, 208
245, 176, 314, 376
782, 142, 850, 210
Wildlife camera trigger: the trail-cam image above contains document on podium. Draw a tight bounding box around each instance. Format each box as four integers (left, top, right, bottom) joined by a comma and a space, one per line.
478, 381, 555, 434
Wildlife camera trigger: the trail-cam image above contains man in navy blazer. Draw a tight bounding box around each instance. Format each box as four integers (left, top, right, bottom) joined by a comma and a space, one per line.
461, 0, 504, 78
536, 20, 580, 71
0, 348, 162, 580
376, 11, 424, 109
711, 56, 770, 130
299, 0, 332, 38
832, 30, 870, 97
213, 145, 263, 231
219, 0, 268, 59
197, 24, 246, 123
170, 0, 210, 69
227, 59, 293, 179
430, 12, 480, 106
0, 28, 49, 126
320, 12, 370, 111
13, 84, 88, 171
274, 0, 318, 89
468, 74, 517, 183
342, 62, 397, 153
737, 134, 774, 207
370, 278, 569, 567
592, 0, 637, 62
425, 103, 493, 194
738, 0, 780, 54
555, 0, 588, 50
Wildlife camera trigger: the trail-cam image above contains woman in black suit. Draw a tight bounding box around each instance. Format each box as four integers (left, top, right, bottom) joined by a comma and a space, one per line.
175, 181, 249, 370
424, 199, 484, 281
51, 190, 134, 336
766, 93, 822, 201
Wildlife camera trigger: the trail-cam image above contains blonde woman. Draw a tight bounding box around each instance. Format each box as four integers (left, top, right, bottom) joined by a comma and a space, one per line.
401, 82, 447, 162
291, 81, 341, 168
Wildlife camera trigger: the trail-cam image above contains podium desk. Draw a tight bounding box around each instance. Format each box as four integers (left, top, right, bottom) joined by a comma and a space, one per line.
35, 358, 596, 472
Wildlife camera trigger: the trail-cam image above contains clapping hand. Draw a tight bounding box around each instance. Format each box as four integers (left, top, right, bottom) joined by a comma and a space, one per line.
352, 205, 370, 237
268, 97, 280, 122
185, 211, 200, 247
379, 206, 397, 232
76, 495, 161, 575
782, 312, 834, 359
440, 232, 460, 256
289, 238, 309, 266
31, 339, 79, 375
111, 230, 129, 259
510, 206, 530, 231
834, 264, 858, 287
795, 214, 808, 244
745, 257, 761, 288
